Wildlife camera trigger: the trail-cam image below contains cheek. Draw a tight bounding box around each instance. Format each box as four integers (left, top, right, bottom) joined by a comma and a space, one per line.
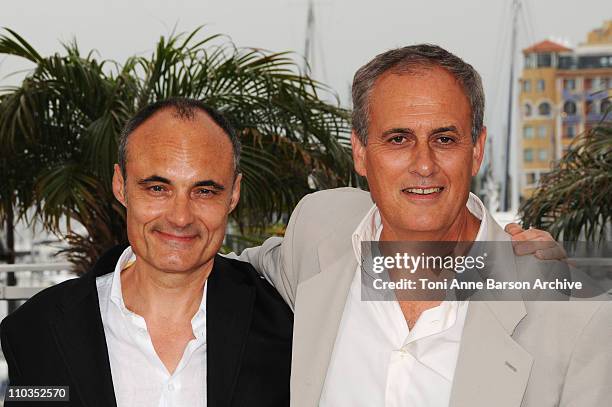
436, 150, 473, 183
128, 199, 165, 228
366, 149, 406, 186
194, 202, 231, 232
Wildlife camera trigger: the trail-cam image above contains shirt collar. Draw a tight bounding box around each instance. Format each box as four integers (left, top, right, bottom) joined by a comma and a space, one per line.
109, 246, 207, 336
109, 246, 136, 311
352, 192, 489, 261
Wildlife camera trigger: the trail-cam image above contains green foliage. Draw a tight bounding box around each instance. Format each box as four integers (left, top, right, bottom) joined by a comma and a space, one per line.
0, 27, 357, 273
520, 106, 612, 243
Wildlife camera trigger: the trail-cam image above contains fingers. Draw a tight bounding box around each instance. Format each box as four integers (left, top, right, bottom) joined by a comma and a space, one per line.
534, 246, 568, 261
510, 226, 565, 258
504, 223, 524, 236
510, 227, 554, 242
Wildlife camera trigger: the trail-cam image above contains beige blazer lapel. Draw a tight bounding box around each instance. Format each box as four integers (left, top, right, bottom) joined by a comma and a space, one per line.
450, 211, 533, 407
450, 301, 533, 407
290, 234, 357, 407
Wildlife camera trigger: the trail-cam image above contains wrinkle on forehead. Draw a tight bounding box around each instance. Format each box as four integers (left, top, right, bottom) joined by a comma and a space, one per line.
368, 68, 472, 134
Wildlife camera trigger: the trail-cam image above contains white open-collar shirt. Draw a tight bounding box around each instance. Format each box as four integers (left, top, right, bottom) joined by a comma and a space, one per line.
96, 247, 207, 407
320, 193, 489, 407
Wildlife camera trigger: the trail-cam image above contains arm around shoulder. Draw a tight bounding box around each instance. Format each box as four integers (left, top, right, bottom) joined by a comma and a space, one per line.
227, 193, 315, 310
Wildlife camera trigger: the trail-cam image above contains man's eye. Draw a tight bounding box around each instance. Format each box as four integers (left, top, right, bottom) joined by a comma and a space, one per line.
149, 185, 166, 192
437, 136, 455, 144
195, 188, 215, 196
389, 135, 407, 144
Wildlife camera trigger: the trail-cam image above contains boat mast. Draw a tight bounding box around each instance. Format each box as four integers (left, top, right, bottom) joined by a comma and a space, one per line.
503, 0, 521, 211
303, 0, 315, 74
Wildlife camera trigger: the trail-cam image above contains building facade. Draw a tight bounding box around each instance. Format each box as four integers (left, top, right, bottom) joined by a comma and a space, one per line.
518, 20, 612, 198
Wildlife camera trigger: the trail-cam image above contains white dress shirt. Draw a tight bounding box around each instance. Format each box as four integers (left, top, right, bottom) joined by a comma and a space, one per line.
320, 193, 488, 407
96, 247, 207, 407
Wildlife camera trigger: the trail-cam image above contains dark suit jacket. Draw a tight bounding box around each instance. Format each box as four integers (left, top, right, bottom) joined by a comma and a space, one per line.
0, 246, 293, 407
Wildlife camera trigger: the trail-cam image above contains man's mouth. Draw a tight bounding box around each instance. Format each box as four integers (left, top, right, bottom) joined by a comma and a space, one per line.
402, 187, 444, 195
154, 230, 199, 243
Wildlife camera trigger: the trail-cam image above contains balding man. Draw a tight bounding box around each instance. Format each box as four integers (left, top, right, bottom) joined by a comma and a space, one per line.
0, 98, 293, 407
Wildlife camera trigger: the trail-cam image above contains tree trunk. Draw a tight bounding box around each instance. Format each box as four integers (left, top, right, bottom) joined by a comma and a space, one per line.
6, 204, 18, 314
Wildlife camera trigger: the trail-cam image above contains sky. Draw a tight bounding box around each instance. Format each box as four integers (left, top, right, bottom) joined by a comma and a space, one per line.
2, 0, 611, 196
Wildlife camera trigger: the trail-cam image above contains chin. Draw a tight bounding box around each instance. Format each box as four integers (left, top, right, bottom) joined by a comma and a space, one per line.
152, 256, 200, 273
400, 219, 445, 234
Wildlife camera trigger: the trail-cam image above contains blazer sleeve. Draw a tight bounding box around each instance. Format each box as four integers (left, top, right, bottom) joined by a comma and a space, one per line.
226, 193, 313, 311
0, 316, 23, 386
558, 300, 612, 406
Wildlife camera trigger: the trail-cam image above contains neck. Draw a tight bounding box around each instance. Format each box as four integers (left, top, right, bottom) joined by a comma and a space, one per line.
121, 258, 213, 323
380, 206, 481, 242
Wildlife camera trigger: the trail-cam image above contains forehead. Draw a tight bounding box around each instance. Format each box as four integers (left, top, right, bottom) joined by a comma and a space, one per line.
368, 67, 471, 130
126, 108, 234, 178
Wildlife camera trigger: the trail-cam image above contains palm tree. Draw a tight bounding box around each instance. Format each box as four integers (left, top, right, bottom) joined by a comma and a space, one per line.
520, 104, 611, 243
0, 27, 357, 273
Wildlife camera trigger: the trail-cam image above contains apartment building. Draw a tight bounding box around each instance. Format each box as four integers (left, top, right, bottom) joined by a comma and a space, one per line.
518, 20, 612, 198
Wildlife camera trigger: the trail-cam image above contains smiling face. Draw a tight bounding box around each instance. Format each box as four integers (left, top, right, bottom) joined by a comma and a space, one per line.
112, 108, 241, 275
352, 66, 486, 241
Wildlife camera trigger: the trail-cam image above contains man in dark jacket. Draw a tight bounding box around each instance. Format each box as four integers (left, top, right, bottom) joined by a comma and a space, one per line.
0, 98, 292, 407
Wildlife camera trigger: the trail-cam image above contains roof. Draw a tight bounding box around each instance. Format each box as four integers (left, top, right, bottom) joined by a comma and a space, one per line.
523, 40, 572, 54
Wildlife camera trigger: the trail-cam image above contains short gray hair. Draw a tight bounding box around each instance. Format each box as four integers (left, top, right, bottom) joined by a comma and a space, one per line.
351, 44, 485, 144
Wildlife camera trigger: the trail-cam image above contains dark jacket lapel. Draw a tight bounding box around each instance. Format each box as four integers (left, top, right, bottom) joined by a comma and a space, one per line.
50, 254, 119, 407
207, 255, 255, 407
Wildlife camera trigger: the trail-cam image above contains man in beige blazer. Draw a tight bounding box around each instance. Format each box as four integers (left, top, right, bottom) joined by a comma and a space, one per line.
239, 44, 612, 406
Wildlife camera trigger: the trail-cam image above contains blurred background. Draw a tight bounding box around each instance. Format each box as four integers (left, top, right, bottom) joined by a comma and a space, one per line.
0, 0, 611, 400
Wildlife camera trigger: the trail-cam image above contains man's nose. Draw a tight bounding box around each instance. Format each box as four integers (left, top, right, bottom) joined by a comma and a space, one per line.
409, 142, 437, 178
167, 194, 195, 228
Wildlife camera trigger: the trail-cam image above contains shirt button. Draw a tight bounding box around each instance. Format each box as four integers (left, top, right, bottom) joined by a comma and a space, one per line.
168, 383, 175, 391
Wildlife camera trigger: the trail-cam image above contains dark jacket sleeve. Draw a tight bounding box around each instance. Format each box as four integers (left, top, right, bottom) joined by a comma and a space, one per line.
1, 315, 23, 385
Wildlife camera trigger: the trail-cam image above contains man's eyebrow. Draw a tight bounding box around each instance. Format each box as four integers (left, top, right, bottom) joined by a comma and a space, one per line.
431, 125, 459, 134
137, 175, 171, 185
193, 180, 225, 191
137, 176, 225, 191
381, 128, 415, 137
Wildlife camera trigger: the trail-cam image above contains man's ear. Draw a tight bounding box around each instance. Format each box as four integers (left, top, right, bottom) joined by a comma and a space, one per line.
351, 131, 367, 177
471, 126, 487, 177
229, 173, 242, 213
112, 164, 127, 207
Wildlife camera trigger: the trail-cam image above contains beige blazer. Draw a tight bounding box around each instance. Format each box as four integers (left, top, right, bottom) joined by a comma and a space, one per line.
238, 187, 612, 407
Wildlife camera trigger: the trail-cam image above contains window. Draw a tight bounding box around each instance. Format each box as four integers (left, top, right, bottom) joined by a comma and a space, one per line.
524, 54, 536, 69
538, 102, 551, 116
601, 99, 611, 114
558, 56, 575, 69
523, 126, 534, 139
578, 55, 612, 69
526, 173, 536, 186
538, 149, 548, 161
563, 79, 576, 90
564, 125, 576, 139
593, 77, 610, 90
586, 100, 595, 115
537, 80, 546, 92
538, 126, 547, 139
524, 148, 534, 162
524, 103, 533, 117
537, 53, 552, 68
563, 100, 577, 115
522, 80, 531, 93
